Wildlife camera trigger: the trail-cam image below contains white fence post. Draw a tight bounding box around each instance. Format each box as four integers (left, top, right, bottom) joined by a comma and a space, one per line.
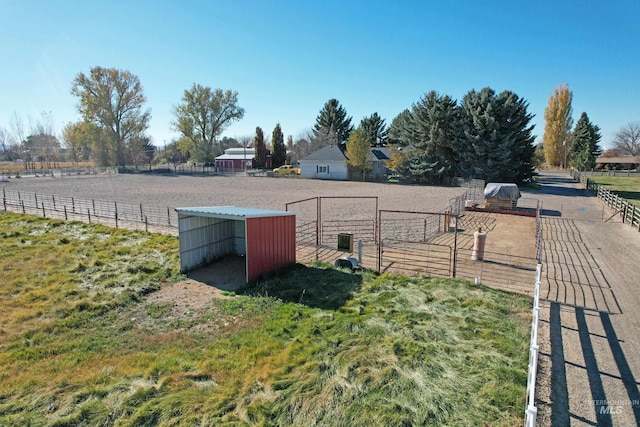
524, 263, 542, 426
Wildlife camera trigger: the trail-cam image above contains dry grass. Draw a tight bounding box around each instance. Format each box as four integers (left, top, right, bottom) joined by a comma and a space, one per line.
0, 211, 531, 426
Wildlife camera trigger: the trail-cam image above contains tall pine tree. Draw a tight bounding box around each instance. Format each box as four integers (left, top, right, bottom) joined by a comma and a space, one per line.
570, 112, 602, 170
313, 99, 353, 145
409, 91, 460, 183
254, 127, 267, 168
271, 123, 286, 167
459, 88, 536, 184
359, 113, 388, 147
387, 109, 414, 146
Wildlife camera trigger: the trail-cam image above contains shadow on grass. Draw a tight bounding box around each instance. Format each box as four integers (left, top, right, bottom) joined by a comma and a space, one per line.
242, 263, 363, 310
614, 190, 640, 202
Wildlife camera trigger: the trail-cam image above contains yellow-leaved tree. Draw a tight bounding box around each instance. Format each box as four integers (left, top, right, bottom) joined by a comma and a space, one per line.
543, 84, 573, 168
345, 127, 372, 181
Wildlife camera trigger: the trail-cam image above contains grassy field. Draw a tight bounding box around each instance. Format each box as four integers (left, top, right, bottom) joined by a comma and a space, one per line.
587, 176, 640, 201
0, 211, 532, 426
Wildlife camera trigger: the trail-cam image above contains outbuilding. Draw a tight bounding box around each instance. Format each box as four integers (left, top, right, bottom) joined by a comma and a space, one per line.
483, 183, 521, 209
175, 206, 296, 284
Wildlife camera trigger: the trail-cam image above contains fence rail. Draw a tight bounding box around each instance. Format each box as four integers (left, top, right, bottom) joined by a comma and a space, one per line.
573, 171, 640, 231
574, 169, 639, 177
525, 264, 543, 427
1, 188, 177, 233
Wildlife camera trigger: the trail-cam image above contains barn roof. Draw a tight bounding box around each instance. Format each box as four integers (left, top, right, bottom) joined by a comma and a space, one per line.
175, 206, 294, 220
595, 156, 640, 164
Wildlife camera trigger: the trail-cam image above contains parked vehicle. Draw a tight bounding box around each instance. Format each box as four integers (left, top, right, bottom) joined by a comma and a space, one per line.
273, 165, 300, 176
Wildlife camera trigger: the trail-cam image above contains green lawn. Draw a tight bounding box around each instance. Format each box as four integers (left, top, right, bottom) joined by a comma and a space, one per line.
587, 176, 640, 201
0, 211, 531, 426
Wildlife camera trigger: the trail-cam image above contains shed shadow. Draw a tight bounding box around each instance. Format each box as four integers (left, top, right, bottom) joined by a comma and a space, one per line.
541, 209, 562, 217
242, 263, 363, 310
185, 254, 246, 291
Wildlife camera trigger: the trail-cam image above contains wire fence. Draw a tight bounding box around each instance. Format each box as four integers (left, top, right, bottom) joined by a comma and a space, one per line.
1, 188, 177, 234
0, 167, 118, 179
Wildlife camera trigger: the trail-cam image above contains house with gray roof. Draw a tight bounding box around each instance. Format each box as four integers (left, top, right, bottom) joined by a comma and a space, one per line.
298, 145, 391, 180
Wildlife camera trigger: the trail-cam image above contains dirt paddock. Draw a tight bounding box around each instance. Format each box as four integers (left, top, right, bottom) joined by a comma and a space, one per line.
2, 173, 538, 295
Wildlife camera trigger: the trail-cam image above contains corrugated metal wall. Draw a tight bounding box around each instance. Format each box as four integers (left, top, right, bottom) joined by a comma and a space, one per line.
177, 214, 242, 272
245, 215, 296, 282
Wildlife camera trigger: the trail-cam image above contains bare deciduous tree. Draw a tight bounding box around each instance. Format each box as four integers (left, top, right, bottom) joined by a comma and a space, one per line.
288, 128, 338, 164
612, 122, 640, 156
0, 127, 12, 159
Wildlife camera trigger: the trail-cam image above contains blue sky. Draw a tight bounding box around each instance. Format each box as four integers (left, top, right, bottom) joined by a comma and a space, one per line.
1, 0, 638, 149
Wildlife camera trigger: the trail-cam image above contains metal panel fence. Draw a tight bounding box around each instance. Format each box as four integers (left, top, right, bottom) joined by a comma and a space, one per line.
1, 188, 177, 234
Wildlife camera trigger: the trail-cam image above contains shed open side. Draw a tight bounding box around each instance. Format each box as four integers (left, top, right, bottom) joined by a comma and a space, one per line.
175, 206, 296, 284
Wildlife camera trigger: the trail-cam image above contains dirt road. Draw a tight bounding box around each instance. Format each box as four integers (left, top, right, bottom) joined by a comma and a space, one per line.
526, 172, 640, 426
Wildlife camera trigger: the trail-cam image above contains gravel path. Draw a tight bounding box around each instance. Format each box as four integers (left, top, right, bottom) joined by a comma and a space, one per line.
527, 172, 640, 426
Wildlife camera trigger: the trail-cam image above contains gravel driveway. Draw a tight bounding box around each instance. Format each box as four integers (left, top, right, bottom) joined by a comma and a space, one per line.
527, 172, 640, 426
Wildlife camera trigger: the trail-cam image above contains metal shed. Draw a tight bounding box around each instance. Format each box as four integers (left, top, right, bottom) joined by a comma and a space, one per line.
175, 206, 296, 283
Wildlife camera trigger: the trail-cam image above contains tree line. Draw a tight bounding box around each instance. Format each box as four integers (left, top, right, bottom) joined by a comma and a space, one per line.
2, 67, 639, 177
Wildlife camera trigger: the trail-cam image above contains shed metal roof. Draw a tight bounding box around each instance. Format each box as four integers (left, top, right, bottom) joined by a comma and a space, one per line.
175, 206, 295, 220
215, 153, 255, 160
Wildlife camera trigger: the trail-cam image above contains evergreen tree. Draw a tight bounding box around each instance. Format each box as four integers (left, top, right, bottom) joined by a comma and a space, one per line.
313, 99, 353, 144
254, 127, 267, 168
271, 123, 286, 168
345, 127, 372, 181
543, 84, 573, 167
387, 109, 414, 146
395, 150, 440, 184
570, 112, 602, 170
458, 88, 536, 184
359, 113, 388, 147
409, 91, 460, 182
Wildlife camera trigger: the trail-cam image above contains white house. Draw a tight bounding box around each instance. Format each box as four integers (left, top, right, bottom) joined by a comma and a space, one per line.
299, 145, 349, 180
298, 145, 391, 180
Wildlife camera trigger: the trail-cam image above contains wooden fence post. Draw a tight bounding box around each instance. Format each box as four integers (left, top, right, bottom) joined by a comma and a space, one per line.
64, 205, 68, 221
114, 201, 118, 228
87, 208, 91, 224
